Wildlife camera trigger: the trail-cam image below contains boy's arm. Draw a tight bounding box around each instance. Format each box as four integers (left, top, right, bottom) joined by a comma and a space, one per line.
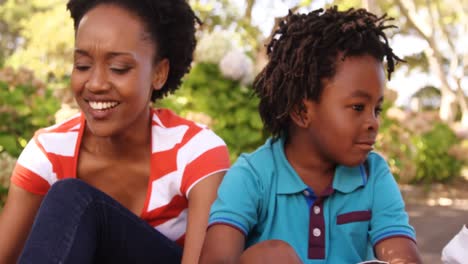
199, 156, 262, 264
0, 184, 43, 263
182, 171, 225, 264
374, 237, 422, 264
199, 224, 246, 264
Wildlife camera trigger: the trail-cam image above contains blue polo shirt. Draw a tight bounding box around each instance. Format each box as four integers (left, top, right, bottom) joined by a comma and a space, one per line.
209, 137, 416, 263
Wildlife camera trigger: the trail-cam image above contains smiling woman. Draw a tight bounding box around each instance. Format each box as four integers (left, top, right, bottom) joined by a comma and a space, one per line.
0, 1, 230, 264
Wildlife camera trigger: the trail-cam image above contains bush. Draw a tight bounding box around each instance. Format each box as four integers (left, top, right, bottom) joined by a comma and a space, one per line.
0, 152, 16, 209
411, 123, 463, 183
0, 67, 60, 157
376, 108, 465, 184
158, 63, 266, 161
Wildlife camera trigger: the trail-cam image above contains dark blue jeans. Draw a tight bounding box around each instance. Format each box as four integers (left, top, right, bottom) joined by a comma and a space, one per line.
19, 179, 182, 264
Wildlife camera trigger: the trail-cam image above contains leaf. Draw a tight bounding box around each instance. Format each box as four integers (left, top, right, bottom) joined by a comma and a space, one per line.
0, 134, 20, 156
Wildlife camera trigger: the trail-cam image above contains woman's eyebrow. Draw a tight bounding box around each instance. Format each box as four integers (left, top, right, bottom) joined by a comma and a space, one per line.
74, 49, 136, 60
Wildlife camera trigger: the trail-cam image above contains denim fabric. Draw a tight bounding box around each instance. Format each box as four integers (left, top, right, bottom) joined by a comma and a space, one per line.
19, 179, 182, 264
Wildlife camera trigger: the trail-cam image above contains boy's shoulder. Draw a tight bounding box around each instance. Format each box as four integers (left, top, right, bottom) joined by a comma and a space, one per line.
238, 137, 278, 163
366, 152, 390, 172
362, 151, 394, 184
231, 138, 281, 180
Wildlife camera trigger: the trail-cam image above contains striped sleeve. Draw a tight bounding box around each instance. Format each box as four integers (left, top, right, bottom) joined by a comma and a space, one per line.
180, 128, 230, 196
10, 138, 57, 195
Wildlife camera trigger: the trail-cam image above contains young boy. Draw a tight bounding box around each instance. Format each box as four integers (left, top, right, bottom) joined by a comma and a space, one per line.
200, 6, 422, 264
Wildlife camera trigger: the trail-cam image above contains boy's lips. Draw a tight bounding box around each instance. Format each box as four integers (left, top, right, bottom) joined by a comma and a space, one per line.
356, 139, 376, 145
355, 139, 376, 150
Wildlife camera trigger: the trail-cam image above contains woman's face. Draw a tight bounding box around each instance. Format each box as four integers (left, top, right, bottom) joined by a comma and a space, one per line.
71, 4, 168, 138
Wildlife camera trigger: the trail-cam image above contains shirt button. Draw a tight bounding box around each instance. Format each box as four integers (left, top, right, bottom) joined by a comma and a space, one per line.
303, 190, 310, 196
313, 228, 321, 237
313, 206, 321, 214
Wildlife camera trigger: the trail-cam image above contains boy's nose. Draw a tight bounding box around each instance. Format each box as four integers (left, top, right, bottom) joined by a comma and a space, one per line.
366, 114, 380, 131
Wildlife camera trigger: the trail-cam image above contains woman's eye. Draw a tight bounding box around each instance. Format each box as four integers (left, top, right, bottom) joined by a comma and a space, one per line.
110, 67, 130, 74
352, 104, 364, 112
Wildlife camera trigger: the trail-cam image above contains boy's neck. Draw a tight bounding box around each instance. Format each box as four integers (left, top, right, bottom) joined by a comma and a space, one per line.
284, 134, 336, 195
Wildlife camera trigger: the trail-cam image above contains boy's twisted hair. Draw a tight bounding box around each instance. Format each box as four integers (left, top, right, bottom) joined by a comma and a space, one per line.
254, 6, 403, 138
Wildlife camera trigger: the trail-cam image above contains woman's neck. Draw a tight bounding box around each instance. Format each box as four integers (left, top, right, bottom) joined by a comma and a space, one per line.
82, 109, 152, 157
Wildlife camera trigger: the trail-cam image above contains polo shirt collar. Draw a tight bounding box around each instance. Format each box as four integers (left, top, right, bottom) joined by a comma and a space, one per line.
273, 137, 368, 195
273, 137, 308, 194
332, 163, 368, 193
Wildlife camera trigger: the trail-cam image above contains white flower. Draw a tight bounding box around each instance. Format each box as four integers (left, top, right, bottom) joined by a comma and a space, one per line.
195, 31, 233, 64
219, 50, 254, 84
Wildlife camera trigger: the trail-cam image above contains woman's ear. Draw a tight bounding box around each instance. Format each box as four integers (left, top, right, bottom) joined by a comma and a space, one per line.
152, 58, 170, 91
289, 100, 314, 128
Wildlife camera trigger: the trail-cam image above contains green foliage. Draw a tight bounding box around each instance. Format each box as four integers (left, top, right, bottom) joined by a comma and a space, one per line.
376, 108, 465, 184
411, 123, 463, 183
158, 63, 266, 161
1, 0, 74, 81
0, 67, 60, 157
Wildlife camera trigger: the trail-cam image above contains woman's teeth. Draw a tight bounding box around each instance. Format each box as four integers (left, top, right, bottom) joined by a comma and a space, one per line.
89, 101, 118, 110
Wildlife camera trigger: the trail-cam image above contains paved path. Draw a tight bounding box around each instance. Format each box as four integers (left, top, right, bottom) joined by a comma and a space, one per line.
406, 203, 468, 263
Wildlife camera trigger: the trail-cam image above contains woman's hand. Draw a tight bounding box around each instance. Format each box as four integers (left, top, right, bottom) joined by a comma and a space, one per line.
182, 171, 225, 264
0, 184, 43, 263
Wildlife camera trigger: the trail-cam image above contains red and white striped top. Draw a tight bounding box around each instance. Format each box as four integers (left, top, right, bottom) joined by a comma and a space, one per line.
11, 108, 230, 245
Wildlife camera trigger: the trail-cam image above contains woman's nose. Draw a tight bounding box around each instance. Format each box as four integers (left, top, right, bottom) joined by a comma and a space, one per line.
85, 67, 110, 92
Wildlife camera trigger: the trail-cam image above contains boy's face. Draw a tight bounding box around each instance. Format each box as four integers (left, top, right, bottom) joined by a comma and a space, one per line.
304, 54, 385, 167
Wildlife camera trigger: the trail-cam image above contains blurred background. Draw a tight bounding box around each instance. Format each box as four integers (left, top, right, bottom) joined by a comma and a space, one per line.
0, 0, 467, 262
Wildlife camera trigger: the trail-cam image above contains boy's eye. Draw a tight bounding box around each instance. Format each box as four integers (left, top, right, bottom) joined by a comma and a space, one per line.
375, 106, 383, 116
74, 64, 90, 71
352, 104, 364, 112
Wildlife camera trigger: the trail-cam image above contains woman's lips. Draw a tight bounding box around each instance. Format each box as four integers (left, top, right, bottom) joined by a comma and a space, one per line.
85, 100, 120, 120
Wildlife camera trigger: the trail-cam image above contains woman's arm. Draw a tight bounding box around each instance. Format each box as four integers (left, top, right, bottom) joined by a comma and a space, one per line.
374, 237, 422, 264
200, 224, 245, 264
0, 184, 43, 263
182, 171, 225, 264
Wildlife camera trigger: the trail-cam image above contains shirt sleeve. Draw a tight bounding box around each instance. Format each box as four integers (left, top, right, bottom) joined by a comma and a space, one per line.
367, 154, 416, 246
208, 155, 262, 236
181, 128, 230, 197
10, 138, 55, 195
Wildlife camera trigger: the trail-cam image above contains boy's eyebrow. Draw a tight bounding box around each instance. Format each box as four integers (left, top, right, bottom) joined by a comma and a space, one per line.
349, 89, 384, 102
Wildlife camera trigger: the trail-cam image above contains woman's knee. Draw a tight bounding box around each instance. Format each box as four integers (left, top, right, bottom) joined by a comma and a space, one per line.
44, 179, 97, 207
48, 179, 91, 196
240, 240, 302, 264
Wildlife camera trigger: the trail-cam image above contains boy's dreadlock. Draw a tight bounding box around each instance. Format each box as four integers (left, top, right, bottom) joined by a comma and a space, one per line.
254, 6, 403, 138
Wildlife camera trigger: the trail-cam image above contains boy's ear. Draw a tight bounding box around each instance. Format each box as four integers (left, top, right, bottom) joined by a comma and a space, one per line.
290, 100, 314, 128
152, 58, 170, 91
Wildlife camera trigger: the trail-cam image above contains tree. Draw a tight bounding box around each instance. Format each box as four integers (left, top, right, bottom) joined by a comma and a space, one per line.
391, 0, 468, 127
331, 0, 468, 128
0, 0, 74, 82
